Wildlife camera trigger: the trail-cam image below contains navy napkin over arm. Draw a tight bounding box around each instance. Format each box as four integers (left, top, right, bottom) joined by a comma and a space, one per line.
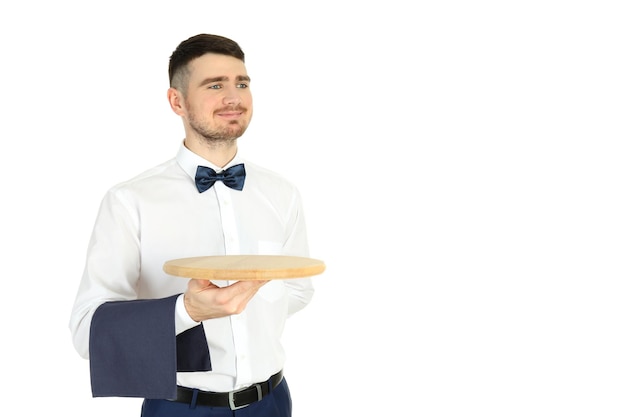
89, 295, 179, 399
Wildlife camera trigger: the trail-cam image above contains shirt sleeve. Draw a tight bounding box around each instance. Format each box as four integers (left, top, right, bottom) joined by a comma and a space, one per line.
175, 293, 200, 334
69, 187, 142, 359
282, 188, 315, 316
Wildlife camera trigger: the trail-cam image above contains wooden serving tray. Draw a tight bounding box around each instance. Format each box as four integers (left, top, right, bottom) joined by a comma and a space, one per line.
163, 255, 325, 280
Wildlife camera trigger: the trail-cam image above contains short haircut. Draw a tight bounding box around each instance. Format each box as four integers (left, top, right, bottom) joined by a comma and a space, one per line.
168, 34, 245, 93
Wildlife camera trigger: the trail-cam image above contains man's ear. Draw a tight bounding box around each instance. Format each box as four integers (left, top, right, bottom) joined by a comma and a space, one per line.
167, 87, 186, 116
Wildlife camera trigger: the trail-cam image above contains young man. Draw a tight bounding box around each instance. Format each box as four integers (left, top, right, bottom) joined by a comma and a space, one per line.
69, 34, 314, 417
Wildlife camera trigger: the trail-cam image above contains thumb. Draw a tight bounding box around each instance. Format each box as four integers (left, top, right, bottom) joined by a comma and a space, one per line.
188, 279, 216, 291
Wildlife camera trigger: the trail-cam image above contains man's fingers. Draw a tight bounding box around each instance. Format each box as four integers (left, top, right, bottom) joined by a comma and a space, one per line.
184, 278, 271, 321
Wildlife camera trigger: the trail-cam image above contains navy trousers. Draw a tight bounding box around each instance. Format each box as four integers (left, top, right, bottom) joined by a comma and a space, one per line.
140, 378, 292, 417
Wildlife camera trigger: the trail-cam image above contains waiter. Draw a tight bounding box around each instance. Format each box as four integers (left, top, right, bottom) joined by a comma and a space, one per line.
69, 33, 315, 417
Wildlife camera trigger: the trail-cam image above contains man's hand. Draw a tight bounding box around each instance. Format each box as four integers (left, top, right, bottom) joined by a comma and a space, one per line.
183, 279, 269, 322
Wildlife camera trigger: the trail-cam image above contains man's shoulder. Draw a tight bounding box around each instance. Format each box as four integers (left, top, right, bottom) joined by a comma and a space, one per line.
243, 159, 291, 181
107, 158, 181, 194
243, 160, 298, 189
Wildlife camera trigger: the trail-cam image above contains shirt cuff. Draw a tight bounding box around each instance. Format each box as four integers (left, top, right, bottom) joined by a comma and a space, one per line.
175, 293, 200, 335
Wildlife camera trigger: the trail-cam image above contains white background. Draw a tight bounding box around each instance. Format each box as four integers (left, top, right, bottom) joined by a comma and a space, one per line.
1, 1, 625, 416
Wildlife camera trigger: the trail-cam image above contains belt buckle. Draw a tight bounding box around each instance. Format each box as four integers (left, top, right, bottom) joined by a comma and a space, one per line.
228, 383, 263, 410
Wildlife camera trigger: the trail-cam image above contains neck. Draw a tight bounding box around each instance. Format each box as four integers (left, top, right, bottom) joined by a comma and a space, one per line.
184, 136, 238, 168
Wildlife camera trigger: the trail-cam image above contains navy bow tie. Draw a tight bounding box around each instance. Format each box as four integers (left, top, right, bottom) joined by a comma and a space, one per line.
195, 163, 246, 192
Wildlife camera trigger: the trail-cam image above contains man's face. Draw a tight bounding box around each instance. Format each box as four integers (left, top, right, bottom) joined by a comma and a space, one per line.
182, 53, 253, 143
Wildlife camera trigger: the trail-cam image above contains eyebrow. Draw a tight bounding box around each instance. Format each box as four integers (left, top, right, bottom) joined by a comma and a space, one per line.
198, 75, 251, 88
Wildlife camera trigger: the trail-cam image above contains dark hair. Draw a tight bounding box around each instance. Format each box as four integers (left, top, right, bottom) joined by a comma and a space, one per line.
168, 34, 245, 92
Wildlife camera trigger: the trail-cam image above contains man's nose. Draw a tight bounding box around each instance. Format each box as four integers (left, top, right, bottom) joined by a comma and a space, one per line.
222, 86, 242, 106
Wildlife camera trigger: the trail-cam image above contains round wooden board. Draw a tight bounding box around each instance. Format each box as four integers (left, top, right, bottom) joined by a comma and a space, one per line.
163, 255, 326, 280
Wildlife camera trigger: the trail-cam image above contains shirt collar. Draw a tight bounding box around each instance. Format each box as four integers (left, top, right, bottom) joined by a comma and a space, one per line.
176, 141, 243, 182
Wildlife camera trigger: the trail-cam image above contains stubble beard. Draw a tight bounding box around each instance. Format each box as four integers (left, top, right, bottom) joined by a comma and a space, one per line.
188, 109, 250, 146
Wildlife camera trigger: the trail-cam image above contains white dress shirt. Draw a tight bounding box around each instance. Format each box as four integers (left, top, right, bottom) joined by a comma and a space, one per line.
69, 142, 314, 392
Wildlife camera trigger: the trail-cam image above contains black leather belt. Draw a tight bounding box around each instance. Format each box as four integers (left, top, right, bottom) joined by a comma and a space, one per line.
173, 370, 283, 410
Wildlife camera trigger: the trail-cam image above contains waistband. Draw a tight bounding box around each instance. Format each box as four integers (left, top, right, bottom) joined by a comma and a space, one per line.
172, 370, 284, 410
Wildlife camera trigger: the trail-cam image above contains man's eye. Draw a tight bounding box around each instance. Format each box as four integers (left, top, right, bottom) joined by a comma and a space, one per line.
237, 83, 249, 89
208, 85, 222, 89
